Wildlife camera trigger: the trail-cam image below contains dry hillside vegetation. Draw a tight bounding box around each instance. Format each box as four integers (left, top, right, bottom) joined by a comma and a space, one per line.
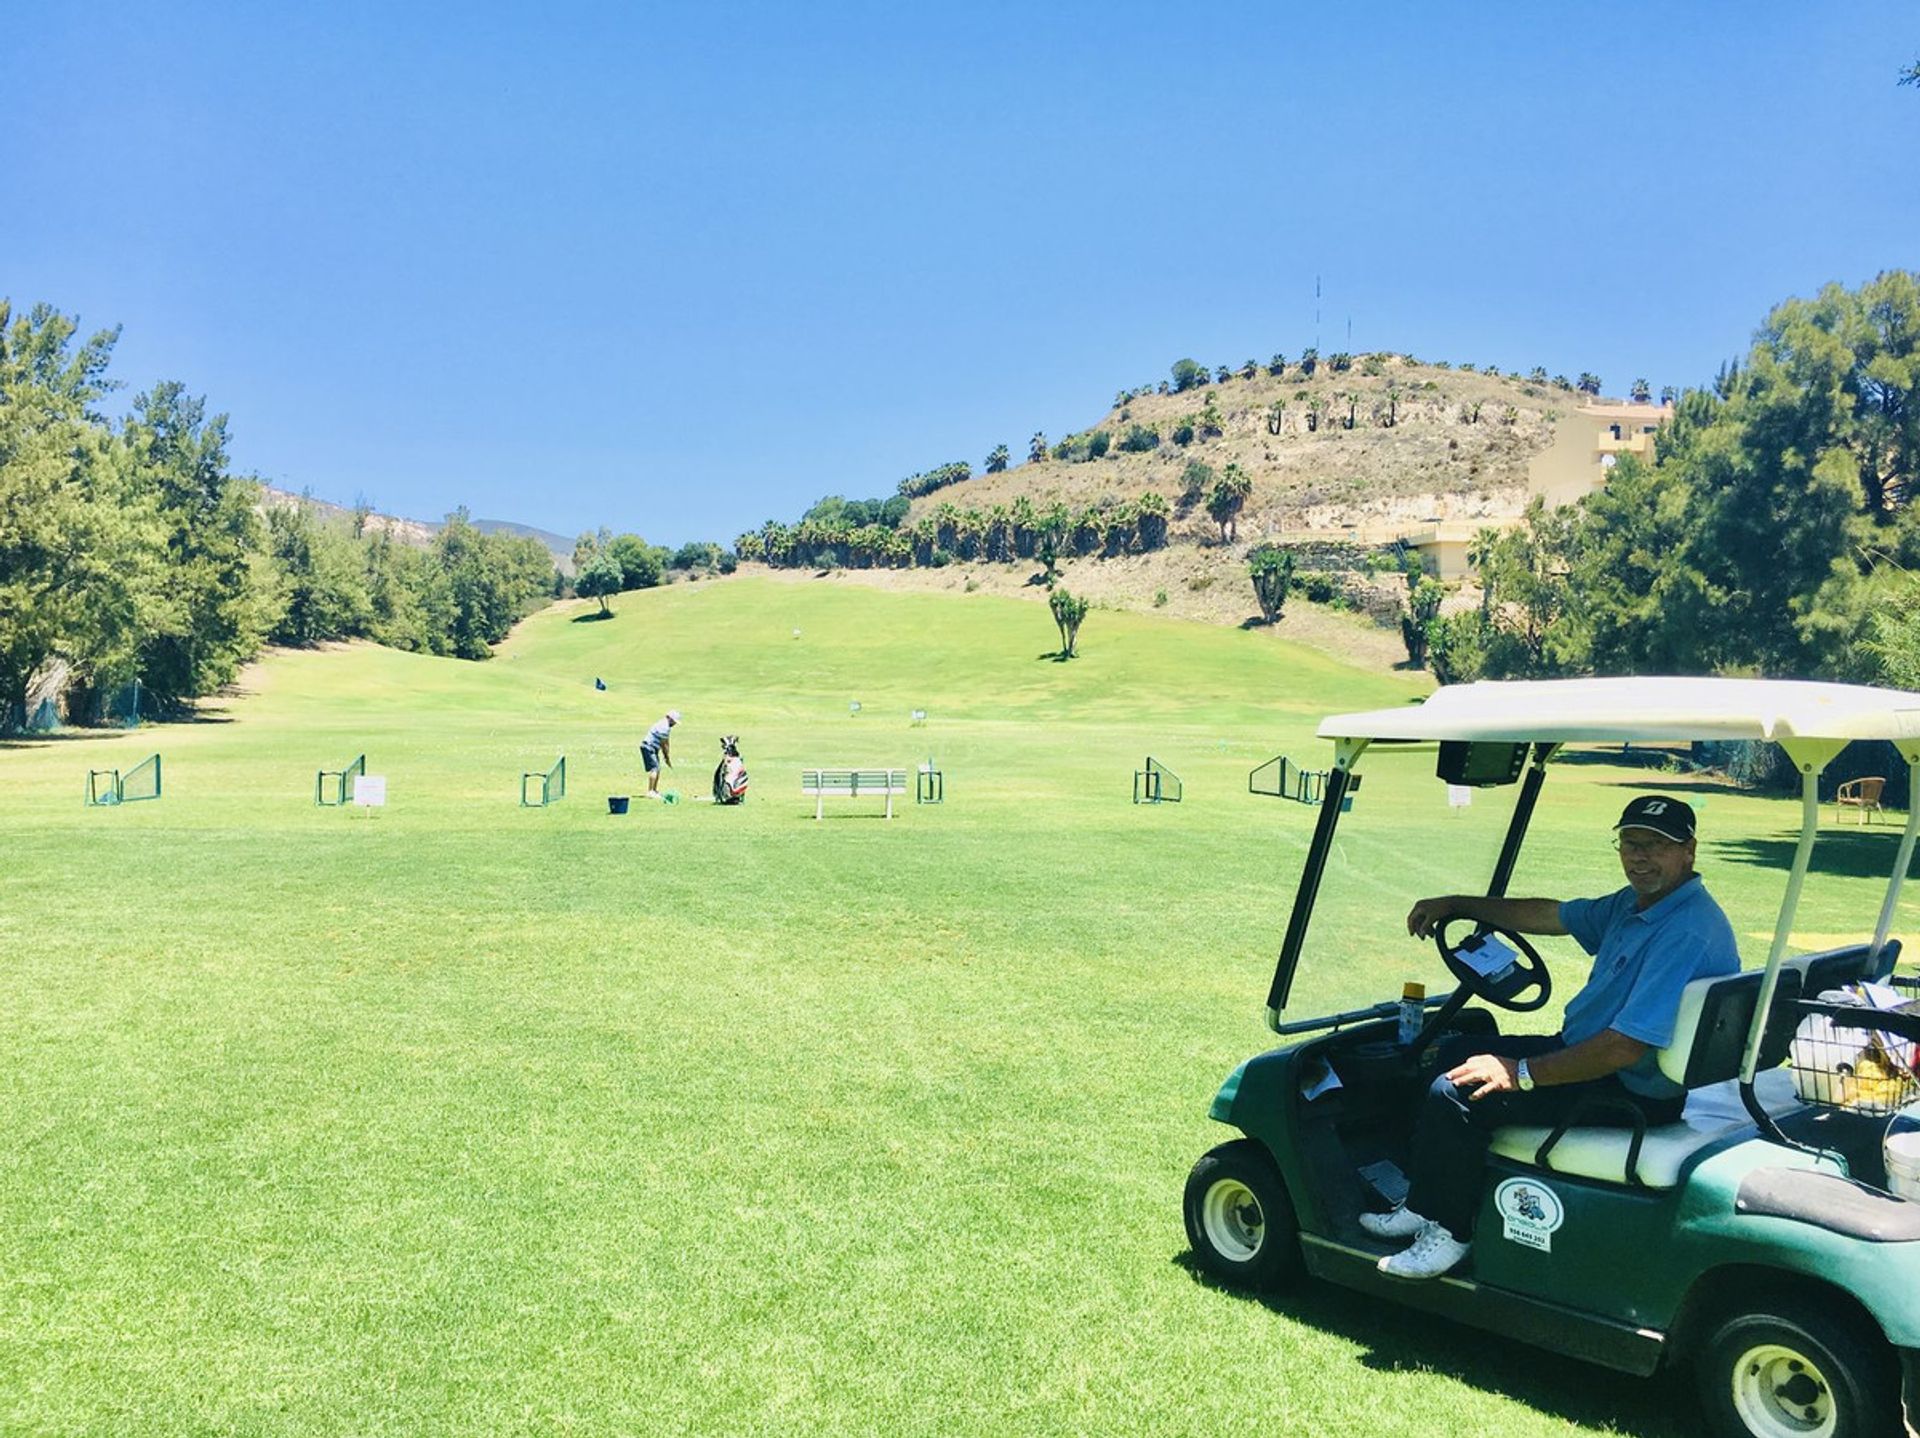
928, 355, 1565, 543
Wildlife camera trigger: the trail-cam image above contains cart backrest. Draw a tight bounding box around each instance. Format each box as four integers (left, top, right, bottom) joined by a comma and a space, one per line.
1656, 968, 1805, 1089
1784, 939, 1900, 995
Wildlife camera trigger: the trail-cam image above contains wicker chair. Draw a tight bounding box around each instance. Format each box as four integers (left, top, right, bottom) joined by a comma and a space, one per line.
1835, 776, 1887, 826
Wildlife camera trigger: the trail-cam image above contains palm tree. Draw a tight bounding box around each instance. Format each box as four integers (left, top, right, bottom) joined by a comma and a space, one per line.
934, 503, 960, 553
1266, 401, 1285, 435
1659, 385, 1677, 406
1267, 353, 1287, 377
954, 507, 984, 561
986, 443, 1011, 473
1010, 495, 1038, 558
1300, 347, 1319, 377
1136, 491, 1170, 550
985, 505, 1012, 563
1029, 432, 1048, 464
1577, 372, 1602, 397
1207, 464, 1253, 544
758, 520, 789, 566
1306, 396, 1326, 432
1630, 377, 1652, 403
1467, 525, 1502, 614
1528, 367, 1548, 384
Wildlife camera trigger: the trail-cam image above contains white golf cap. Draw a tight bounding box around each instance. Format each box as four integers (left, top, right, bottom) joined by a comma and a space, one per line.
666, 709, 681, 723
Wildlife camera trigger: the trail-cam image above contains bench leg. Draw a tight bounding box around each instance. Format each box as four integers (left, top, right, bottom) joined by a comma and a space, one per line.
816, 793, 823, 821
886, 791, 894, 820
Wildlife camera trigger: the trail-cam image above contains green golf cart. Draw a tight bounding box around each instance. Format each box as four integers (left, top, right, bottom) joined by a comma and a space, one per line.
1185, 678, 1920, 1438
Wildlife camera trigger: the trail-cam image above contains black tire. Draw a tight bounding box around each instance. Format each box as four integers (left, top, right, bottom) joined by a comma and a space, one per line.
1694, 1290, 1900, 1438
1182, 1139, 1301, 1291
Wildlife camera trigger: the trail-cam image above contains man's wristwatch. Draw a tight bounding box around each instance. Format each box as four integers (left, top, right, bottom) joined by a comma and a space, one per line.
1516, 1059, 1536, 1092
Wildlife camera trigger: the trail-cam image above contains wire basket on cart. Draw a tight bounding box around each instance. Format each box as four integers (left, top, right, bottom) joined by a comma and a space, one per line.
1789, 977, 1920, 1116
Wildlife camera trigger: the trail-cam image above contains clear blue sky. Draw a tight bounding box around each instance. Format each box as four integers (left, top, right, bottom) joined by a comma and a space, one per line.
8, 2, 1916, 547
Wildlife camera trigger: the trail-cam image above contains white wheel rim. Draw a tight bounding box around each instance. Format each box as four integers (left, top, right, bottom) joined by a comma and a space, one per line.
1729, 1341, 1837, 1438
1201, 1178, 1264, 1263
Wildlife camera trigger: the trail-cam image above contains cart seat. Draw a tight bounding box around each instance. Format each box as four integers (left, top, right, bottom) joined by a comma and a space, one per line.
1490, 1068, 1801, 1187
1488, 967, 1805, 1189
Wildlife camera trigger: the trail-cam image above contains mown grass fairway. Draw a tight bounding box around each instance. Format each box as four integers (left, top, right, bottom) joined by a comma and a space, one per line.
4, 578, 1915, 1437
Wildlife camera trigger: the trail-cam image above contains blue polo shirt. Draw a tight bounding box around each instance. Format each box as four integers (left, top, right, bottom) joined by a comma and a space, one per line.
1557, 874, 1739, 1098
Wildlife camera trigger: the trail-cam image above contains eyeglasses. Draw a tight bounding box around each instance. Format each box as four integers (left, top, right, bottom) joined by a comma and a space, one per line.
1612, 835, 1680, 858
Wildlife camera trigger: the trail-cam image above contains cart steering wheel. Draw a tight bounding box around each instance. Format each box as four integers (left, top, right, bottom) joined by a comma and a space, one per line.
1434, 917, 1552, 1013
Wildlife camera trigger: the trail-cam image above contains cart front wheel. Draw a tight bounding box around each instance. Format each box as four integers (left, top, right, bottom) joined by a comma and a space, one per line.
1183, 1140, 1299, 1291
1696, 1294, 1898, 1438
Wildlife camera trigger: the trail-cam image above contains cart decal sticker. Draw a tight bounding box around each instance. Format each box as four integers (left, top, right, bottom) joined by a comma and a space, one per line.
1494, 1178, 1564, 1252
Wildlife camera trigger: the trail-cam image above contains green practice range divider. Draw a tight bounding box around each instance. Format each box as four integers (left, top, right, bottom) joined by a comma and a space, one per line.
521, 755, 566, 808
316, 753, 367, 806
1249, 754, 1326, 804
85, 753, 162, 807
1133, 755, 1182, 804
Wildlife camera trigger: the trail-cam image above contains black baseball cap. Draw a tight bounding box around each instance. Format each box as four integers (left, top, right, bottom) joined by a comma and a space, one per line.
1615, 795, 1696, 843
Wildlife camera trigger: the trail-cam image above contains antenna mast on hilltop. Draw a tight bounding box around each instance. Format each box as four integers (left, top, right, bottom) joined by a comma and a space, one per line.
1315, 274, 1321, 351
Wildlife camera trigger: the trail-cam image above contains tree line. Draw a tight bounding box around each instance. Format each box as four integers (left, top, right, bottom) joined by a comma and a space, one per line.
0, 301, 562, 728
1419, 272, 1919, 689
736, 492, 1175, 571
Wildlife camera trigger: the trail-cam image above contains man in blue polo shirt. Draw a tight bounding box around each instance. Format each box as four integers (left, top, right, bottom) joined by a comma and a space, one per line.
1363, 794, 1739, 1279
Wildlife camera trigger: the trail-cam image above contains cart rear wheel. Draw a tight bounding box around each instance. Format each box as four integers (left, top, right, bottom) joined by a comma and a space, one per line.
1183, 1140, 1299, 1290
1695, 1293, 1898, 1438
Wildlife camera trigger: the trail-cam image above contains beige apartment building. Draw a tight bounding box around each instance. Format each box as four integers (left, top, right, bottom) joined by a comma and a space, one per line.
1400, 399, 1674, 577
1527, 400, 1673, 509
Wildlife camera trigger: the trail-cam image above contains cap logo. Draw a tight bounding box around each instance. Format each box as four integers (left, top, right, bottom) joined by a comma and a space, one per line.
1642, 800, 1668, 814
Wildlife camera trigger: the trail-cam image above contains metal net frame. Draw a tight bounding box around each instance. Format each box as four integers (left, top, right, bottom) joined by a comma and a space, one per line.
1249, 754, 1325, 804
316, 753, 367, 806
521, 755, 567, 807
1134, 756, 1183, 804
119, 753, 162, 802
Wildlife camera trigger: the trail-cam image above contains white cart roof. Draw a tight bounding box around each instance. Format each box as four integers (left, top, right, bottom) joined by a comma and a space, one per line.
1319, 677, 1920, 746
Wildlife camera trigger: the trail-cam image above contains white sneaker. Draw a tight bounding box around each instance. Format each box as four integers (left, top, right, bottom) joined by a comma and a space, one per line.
1376, 1221, 1471, 1280
1358, 1205, 1426, 1240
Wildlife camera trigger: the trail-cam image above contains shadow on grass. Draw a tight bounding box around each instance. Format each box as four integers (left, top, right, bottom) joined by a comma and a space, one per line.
1, 708, 238, 748
1034, 651, 1077, 663
1550, 745, 1689, 772
0, 731, 121, 750
1710, 829, 1910, 879
572, 610, 616, 624
1170, 1254, 1694, 1436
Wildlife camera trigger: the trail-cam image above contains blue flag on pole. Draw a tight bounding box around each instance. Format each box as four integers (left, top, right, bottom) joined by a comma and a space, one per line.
594, 677, 606, 690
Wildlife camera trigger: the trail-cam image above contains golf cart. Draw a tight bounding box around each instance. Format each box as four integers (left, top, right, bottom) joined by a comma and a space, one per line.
1185, 679, 1920, 1438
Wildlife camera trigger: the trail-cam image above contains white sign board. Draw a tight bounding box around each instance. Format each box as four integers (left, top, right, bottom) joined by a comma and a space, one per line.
352, 774, 387, 807
1446, 784, 1473, 809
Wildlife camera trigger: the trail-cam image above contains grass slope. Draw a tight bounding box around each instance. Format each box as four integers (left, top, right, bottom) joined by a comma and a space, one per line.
2, 577, 1912, 1437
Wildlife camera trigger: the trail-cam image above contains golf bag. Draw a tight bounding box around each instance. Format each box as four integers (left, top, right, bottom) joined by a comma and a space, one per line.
713, 735, 749, 804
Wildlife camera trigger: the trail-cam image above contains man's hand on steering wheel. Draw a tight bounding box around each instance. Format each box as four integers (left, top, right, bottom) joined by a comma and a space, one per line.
1406, 896, 1458, 939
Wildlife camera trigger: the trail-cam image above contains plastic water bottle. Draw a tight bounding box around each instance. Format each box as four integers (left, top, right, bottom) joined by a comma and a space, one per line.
1398, 982, 1427, 1046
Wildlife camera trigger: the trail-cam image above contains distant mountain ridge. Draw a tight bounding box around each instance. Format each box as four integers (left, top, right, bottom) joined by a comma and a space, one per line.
260, 488, 576, 574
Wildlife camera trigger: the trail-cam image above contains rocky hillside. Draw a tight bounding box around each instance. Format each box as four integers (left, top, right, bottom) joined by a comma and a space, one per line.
920, 355, 1570, 544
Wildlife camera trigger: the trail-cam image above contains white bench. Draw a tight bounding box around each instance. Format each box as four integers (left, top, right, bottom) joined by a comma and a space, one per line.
803, 768, 908, 819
